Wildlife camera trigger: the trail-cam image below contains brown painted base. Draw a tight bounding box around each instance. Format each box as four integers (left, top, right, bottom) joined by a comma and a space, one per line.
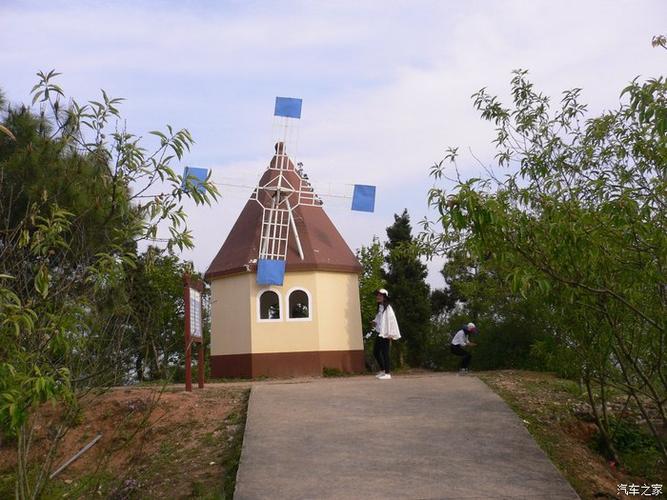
210, 350, 365, 378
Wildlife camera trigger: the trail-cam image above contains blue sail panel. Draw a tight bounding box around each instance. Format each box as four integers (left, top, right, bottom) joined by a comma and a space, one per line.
182, 166, 209, 194
274, 97, 302, 119
256, 259, 286, 285
351, 184, 376, 212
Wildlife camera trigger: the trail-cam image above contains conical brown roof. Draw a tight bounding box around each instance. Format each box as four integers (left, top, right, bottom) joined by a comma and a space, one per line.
205, 145, 362, 280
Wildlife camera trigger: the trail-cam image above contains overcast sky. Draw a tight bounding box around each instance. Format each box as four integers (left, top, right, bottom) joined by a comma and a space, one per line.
1, 0, 665, 287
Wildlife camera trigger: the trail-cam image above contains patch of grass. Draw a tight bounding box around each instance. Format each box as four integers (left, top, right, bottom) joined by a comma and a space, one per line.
604, 418, 656, 454
322, 367, 346, 377
621, 447, 664, 478
551, 378, 583, 398
206, 376, 263, 383
0, 469, 119, 499
0, 472, 14, 498
64, 402, 85, 428
592, 418, 665, 478
193, 490, 224, 500
226, 411, 242, 425
158, 438, 179, 456
221, 390, 249, 500
56, 471, 119, 498
201, 431, 217, 447
134, 378, 177, 387
192, 480, 212, 498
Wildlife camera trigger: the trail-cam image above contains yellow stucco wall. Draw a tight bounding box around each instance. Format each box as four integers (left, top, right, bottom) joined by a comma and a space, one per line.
209, 274, 252, 356
250, 272, 320, 353
315, 272, 363, 352
209, 271, 363, 355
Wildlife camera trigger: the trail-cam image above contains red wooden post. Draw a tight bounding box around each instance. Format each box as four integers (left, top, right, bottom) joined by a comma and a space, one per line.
184, 274, 192, 392
198, 342, 205, 389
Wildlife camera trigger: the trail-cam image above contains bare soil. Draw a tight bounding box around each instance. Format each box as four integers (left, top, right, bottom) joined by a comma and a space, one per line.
0, 384, 249, 499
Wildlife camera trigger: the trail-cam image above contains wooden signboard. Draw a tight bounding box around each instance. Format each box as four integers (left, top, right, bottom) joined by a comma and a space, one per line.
184, 274, 205, 392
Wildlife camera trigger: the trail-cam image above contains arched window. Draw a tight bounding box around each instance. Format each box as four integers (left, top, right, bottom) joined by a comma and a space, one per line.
288, 289, 311, 320
259, 290, 281, 320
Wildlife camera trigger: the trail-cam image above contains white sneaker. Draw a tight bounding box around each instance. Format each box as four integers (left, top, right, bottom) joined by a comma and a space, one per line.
378, 374, 392, 380
375, 371, 385, 378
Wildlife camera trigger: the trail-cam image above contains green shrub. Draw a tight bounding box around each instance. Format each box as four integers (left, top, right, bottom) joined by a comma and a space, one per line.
592, 417, 664, 476
424, 315, 548, 371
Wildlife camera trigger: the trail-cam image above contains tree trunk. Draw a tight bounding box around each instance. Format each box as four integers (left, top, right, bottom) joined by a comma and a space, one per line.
584, 374, 620, 464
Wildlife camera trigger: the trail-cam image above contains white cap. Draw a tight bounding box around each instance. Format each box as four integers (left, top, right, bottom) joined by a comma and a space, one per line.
467, 322, 477, 330
376, 288, 389, 297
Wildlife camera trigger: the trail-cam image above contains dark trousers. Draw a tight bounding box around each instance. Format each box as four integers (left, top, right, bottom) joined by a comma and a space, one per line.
450, 344, 471, 369
373, 337, 391, 373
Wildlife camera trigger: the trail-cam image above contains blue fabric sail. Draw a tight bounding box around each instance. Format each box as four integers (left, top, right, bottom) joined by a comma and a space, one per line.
274, 97, 303, 119
351, 184, 376, 212
182, 166, 209, 194
257, 259, 286, 285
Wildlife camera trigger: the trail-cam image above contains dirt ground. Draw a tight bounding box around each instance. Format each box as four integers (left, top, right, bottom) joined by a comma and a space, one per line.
0, 384, 249, 499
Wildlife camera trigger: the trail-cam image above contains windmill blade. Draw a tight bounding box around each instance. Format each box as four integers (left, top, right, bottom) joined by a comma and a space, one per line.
285, 198, 304, 260
208, 176, 375, 212
293, 180, 376, 212
258, 207, 290, 260
187, 154, 377, 214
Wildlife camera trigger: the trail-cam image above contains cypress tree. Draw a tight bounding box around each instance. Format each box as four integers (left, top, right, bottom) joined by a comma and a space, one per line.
384, 209, 431, 367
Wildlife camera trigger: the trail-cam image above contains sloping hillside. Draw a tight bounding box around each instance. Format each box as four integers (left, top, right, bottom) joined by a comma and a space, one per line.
0, 385, 249, 499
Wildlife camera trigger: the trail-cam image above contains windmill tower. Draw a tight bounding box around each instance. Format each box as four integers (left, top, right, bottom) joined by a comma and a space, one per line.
204, 98, 374, 378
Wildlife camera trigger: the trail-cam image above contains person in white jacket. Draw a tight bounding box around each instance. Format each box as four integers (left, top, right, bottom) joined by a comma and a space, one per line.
450, 322, 478, 374
371, 289, 401, 380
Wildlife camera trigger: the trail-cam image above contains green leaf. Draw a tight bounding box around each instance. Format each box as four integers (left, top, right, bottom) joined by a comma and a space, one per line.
34, 265, 50, 299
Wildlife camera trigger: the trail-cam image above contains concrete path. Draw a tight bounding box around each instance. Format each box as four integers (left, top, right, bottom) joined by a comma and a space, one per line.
234, 373, 579, 499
